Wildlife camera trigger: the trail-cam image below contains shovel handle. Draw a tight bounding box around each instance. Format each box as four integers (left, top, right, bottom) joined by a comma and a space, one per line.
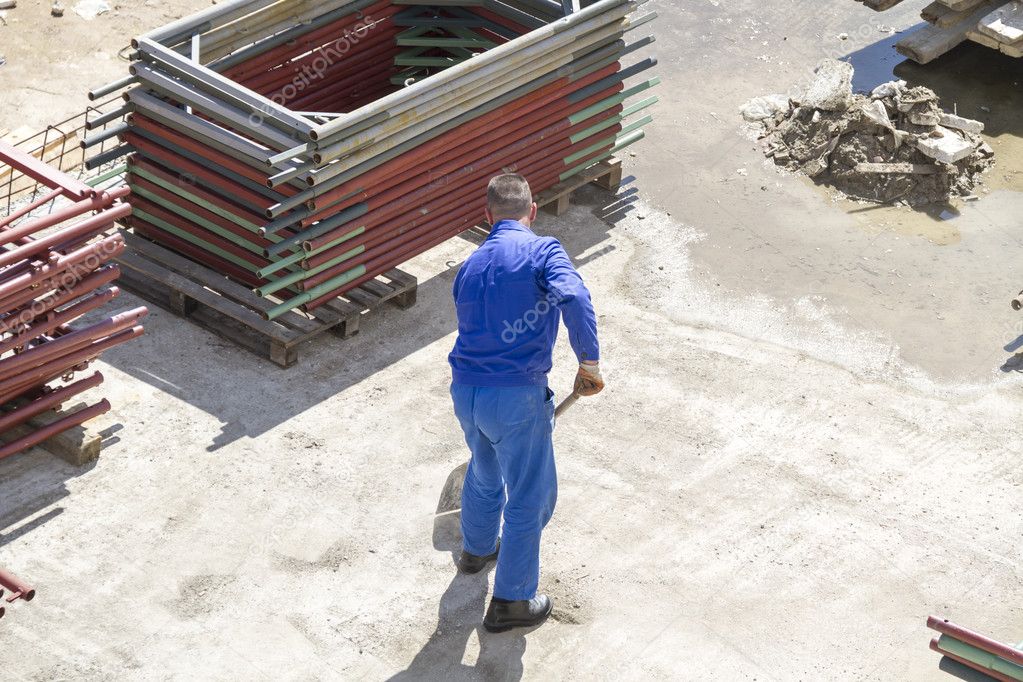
555, 392, 580, 418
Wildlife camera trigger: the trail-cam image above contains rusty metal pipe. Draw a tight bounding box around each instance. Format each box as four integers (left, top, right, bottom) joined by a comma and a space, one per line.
0, 308, 148, 381
0, 399, 110, 463
0, 187, 129, 248
0, 372, 104, 434
927, 616, 1023, 667
0, 266, 122, 335
0, 288, 120, 355
0, 325, 143, 399
0, 187, 66, 230
0, 568, 34, 602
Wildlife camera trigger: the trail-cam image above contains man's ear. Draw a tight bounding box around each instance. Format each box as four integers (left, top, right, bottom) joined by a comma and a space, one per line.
485, 207, 493, 226
529, 202, 538, 222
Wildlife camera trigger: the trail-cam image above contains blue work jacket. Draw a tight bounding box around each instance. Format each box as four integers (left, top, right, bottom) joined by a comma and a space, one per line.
449, 219, 600, 387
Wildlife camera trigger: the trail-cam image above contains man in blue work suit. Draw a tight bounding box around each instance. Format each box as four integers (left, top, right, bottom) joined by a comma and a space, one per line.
449, 173, 604, 633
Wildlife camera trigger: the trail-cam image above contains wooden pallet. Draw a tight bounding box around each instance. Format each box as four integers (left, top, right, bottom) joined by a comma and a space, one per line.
113, 230, 417, 368
538, 158, 623, 217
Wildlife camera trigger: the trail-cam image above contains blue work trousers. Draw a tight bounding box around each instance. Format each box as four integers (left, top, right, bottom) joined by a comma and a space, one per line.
450, 384, 558, 601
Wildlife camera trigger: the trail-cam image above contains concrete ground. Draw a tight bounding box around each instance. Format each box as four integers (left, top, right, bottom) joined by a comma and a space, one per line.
2, 1, 1023, 680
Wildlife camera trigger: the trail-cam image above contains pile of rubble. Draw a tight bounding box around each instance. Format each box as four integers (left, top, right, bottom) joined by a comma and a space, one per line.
741, 59, 995, 206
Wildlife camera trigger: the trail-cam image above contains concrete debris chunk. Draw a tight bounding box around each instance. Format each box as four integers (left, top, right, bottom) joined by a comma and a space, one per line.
909, 110, 942, 126
0, 1, 16, 9
938, 111, 985, 134
51, 1, 63, 16
802, 58, 854, 112
914, 126, 977, 164
739, 94, 791, 122
743, 63, 994, 205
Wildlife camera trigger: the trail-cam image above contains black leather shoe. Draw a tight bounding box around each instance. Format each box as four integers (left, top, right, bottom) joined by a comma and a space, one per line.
457, 539, 500, 574
483, 594, 553, 633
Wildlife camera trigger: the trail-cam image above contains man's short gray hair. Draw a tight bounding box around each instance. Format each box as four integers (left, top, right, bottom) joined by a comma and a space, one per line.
487, 174, 533, 221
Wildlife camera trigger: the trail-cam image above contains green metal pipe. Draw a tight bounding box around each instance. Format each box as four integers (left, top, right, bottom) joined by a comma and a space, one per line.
937, 635, 1023, 681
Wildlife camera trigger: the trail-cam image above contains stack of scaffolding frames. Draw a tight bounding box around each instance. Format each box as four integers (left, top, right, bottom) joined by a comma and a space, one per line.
93, 0, 658, 320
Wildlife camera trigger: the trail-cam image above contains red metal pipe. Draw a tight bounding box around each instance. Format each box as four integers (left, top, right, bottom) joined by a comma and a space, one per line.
0, 372, 104, 434
0, 139, 93, 200
0, 186, 66, 230
0, 568, 34, 602
0, 398, 110, 463
0, 308, 147, 381
0, 288, 120, 355
0, 234, 124, 301
0, 186, 128, 248
131, 221, 262, 287
927, 616, 1023, 667
0, 324, 142, 397
0, 266, 122, 335
128, 156, 267, 225
0, 203, 131, 269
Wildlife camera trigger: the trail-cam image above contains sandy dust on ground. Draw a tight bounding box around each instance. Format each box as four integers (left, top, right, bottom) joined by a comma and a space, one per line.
0, 187, 1021, 680
0, 0, 1022, 680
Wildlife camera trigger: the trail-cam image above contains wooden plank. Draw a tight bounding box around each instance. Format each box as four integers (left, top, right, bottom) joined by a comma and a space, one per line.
897, 2, 998, 63
978, 1, 1023, 43
923, 0, 999, 26
855, 162, 941, 174
534, 160, 617, 209
361, 279, 397, 300
383, 268, 418, 288
345, 287, 383, 308
937, 0, 989, 10
967, 27, 1004, 47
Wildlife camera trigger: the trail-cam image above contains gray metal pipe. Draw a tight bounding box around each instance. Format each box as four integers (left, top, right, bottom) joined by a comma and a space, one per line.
130, 62, 301, 151
88, 75, 137, 101
140, 0, 279, 47
136, 38, 315, 139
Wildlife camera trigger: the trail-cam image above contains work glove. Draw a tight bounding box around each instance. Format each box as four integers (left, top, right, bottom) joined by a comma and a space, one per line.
574, 362, 604, 397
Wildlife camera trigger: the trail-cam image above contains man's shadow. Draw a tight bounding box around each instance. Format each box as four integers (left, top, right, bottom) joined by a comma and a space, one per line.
389, 462, 526, 681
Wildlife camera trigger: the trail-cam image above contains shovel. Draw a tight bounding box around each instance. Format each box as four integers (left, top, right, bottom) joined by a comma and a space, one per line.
555, 391, 580, 418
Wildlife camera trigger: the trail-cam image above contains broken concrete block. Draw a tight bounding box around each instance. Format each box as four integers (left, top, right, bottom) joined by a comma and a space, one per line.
803, 58, 854, 112
0, 1, 16, 8
938, 112, 985, 135
739, 94, 790, 122
914, 126, 976, 164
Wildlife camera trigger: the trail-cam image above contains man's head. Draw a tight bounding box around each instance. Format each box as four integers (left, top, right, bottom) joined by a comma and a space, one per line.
486, 174, 538, 227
